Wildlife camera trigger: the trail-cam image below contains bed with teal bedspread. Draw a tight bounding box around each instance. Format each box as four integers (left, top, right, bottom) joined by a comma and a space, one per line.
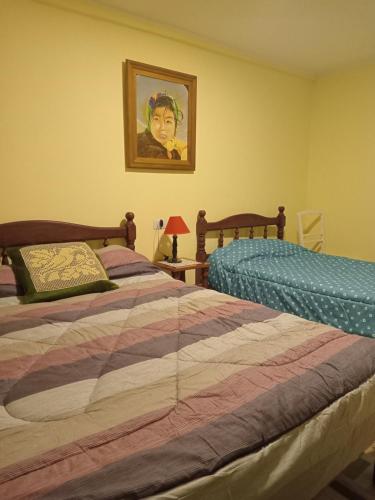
208, 239, 375, 338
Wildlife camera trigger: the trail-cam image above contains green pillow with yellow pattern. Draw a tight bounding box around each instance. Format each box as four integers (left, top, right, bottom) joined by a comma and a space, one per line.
8, 242, 118, 303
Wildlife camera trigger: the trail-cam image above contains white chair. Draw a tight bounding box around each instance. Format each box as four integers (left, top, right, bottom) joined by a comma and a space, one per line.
297, 210, 325, 252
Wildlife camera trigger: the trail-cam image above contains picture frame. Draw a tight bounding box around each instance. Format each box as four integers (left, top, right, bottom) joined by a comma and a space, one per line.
123, 60, 197, 170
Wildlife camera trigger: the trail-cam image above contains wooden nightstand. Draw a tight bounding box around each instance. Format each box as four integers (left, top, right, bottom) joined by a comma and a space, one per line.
155, 259, 209, 287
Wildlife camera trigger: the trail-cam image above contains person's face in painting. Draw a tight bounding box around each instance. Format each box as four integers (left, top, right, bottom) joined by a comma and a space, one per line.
150, 106, 176, 146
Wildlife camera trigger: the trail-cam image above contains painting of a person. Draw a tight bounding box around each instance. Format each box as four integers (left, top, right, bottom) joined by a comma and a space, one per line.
137, 92, 187, 160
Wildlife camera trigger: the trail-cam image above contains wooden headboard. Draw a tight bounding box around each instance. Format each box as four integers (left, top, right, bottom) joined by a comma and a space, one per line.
196, 206, 286, 263
0, 212, 136, 265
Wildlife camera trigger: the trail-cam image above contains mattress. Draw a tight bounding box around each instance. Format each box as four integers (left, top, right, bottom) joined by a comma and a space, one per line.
1, 264, 375, 499
208, 239, 375, 338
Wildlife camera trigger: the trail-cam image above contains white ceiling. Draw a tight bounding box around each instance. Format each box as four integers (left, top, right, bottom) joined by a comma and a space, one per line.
92, 0, 375, 77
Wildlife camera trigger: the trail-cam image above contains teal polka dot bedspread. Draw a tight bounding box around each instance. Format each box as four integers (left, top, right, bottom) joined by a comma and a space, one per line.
208, 239, 375, 338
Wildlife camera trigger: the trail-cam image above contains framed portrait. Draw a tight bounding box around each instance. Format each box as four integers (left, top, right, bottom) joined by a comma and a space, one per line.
123, 60, 197, 170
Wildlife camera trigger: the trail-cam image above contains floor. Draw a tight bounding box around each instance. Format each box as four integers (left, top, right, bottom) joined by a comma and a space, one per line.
314, 454, 375, 500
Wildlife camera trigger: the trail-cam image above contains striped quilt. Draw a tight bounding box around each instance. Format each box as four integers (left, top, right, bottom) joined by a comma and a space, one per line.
1, 268, 375, 499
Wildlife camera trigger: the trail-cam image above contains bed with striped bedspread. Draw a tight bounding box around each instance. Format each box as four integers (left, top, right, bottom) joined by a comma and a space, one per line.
1, 265, 375, 499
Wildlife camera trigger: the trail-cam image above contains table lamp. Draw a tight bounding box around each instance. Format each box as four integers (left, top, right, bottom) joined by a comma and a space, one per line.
164, 216, 190, 263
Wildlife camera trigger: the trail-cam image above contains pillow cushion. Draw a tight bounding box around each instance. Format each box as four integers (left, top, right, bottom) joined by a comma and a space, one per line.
95, 245, 148, 270
7, 242, 118, 304
0, 265, 20, 297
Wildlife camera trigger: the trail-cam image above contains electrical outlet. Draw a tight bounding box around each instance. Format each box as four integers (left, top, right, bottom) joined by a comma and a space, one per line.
153, 218, 167, 230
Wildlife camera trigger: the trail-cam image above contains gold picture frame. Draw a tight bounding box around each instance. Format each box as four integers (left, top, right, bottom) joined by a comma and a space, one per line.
123, 60, 197, 170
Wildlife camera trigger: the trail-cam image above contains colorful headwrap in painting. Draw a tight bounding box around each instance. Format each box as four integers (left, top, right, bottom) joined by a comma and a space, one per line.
146, 92, 183, 132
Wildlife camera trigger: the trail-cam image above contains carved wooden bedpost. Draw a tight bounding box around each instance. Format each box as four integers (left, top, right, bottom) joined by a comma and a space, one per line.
277, 206, 286, 240
196, 210, 208, 263
125, 212, 136, 250
196, 210, 208, 286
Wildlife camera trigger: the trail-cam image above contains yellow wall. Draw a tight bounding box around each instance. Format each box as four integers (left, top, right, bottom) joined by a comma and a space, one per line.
0, 0, 312, 262
307, 65, 375, 261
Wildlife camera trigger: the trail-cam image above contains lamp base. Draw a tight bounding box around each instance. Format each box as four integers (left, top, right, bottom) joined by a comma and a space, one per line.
168, 234, 180, 263
167, 257, 182, 264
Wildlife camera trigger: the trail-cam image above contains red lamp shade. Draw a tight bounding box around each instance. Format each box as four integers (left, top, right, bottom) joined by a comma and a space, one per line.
164, 216, 190, 235
164, 216, 190, 263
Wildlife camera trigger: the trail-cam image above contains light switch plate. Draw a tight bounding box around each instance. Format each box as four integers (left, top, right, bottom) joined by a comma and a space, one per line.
153, 218, 167, 230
